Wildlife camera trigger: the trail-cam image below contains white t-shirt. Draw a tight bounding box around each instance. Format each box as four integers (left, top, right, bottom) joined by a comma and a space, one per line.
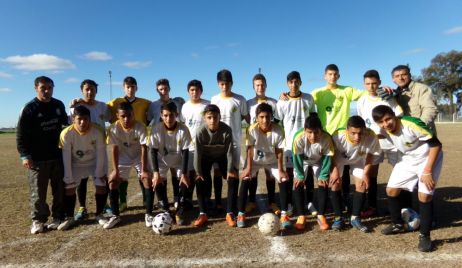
107, 121, 147, 166
246, 122, 285, 165
69, 101, 111, 129
247, 96, 278, 124
357, 94, 403, 134
180, 99, 210, 151
332, 128, 381, 165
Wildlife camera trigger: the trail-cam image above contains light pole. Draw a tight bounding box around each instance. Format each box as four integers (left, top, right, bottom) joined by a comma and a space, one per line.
109, 70, 113, 100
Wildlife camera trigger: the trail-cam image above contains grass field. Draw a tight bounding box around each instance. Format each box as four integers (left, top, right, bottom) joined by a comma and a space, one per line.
0, 124, 461, 267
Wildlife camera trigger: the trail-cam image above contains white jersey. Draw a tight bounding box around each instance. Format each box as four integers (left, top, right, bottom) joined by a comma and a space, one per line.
147, 98, 183, 125
247, 96, 278, 124
107, 121, 147, 166
275, 92, 316, 150
180, 99, 210, 151
292, 129, 334, 166
59, 124, 106, 180
211, 92, 248, 146
149, 122, 191, 168
69, 101, 111, 128
246, 122, 285, 165
357, 94, 403, 134
332, 128, 381, 165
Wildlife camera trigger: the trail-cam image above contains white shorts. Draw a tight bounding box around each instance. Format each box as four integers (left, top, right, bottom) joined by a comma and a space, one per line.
118, 162, 142, 181
387, 151, 443, 195
335, 158, 366, 180
64, 166, 106, 189
284, 150, 294, 169
159, 162, 182, 178
233, 145, 241, 170
250, 164, 288, 183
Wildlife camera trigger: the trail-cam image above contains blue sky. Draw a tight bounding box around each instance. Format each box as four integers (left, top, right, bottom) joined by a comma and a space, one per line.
1, 0, 461, 127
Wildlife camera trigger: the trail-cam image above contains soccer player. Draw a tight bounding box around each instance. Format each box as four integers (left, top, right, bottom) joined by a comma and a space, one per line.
292, 113, 335, 231
357, 70, 403, 217
179, 80, 210, 209
245, 74, 279, 214
372, 105, 443, 252
106, 102, 151, 229
149, 101, 191, 225
237, 103, 289, 228
17, 76, 68, 234
58, 106, 107, 230
330, 116, 381, 232
193, 104, 237, 227
275, 71, 316, 218
210, 69, 248, 214
107, 76, 151, 212
69, 79, 112, 221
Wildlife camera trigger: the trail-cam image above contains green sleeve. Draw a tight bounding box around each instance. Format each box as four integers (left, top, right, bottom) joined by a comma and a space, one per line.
318, 155, 332, 181
293, 153, 305, 181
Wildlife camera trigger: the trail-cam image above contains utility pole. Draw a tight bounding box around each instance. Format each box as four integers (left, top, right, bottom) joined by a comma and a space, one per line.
108, 70, 113, 100
258, 67, 261, 74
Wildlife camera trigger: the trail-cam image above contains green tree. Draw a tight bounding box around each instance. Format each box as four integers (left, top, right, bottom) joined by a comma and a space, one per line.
421, 50, 462, 115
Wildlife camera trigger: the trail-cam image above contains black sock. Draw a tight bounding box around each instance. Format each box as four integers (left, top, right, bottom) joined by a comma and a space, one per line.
342, 166, 351, 209
317, 186, 328, 215
64, 194, 76, 218
196, 179, 208, 214
156, 184, 169, 211
388, 195, 404, 224
419, 201, 433, 236
267, 179, 276, 204
279, 181, 289, 212
293, 184, 305, 216
227, 179, 239, 214
330, 190, 342, 218
238, 180, 250, 212
145, 187, 154, 215
138, 179, 146, 205
119, 181, 128, 204
352, 191, 366, 217
95, 193, 106, 215
171, 176, 179, 202
368, 176, 377, 208
399, 190, 413, 209
214, 175, 223, 205
77, 178, 88, 207
305, 167, 314, 204
248, 178, 257, 203
110, 189, 120, 216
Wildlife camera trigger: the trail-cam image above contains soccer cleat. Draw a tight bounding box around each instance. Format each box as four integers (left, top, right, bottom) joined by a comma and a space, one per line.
331, 218, 344, 231
245, 202, 257, 213
307, 202, 318, 216
294, 215, 306, 231
361, 207, 377, 219
74, 207, 88, 221
381, 223, 405, 235
226, 213, 237, 227
96, 214, 108, 226
418, 234, 433, 252
58, 217, 76, 231
193, 214, 208, 227
103, 215, 121, 229
46, 219, 61, 230
31, 220, 44, 234
351, 217, 369, 233
317, 215, 329, 231
237, 213, 246, 228
280, 214, 292, 229
145, 214, 154, 228
103, 205, 113, 217
269, 203, 281, 215
119, 202, 128, 213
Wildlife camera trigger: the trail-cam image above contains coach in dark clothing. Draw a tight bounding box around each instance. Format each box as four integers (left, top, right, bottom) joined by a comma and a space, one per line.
17, 76, 68, 234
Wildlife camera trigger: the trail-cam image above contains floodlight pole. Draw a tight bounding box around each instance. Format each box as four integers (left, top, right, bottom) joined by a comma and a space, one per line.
109, 70, 113, 100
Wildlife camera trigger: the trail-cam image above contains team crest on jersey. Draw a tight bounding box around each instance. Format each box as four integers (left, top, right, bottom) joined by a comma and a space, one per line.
326, 106, 332, 112
256, 150, 265, 159
76, 150, 84, 158
232, 106, 238, 113
405, 141, 414, 147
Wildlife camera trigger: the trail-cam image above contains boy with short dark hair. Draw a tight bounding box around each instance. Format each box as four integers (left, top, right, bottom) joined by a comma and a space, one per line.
58, 106, 107, 230
193, 104, 237, 227
372, 105, 443, 252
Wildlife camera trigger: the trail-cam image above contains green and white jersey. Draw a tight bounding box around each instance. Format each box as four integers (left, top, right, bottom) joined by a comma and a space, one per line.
107, 121, 147, 166
275, 92, 315, 151
180, 99, 210, 152
357, 94, 403, 134
292, 128, 334, 180
380, 116, 434, 163
247, 96, 277, 124
149, 122, 191, 168
311, 85, 365, 134
60, 124, 106, 180
69, 100, 111, 129
211, 92, 248, 147
332, 128, 381, 164
246, 122, 285, 165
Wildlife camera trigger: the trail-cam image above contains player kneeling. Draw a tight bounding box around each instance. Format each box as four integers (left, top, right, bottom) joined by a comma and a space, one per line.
106, 102, 151, 229
292, 113, 335, 231
237, 103, 289, 229
58, 106, 108, 230
330, 116, 381, 232
372, 105, 443, 252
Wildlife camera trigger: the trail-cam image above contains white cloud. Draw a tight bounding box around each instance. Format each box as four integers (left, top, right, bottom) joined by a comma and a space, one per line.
82, 51, 112, 61
65, 77, 79, 83
105, 81, 123, 86
122, 61, 152, 69
2, 54, 75, 71
443, 26, 462, 35
402, 48, 425, 55
0, 71, 13, 78
0, 88, 12, 93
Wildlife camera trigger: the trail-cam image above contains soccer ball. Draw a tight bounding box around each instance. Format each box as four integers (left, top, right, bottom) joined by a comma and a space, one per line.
401, 208, 421, 231
258, 213, 280, 236
152, 212, 173, 235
